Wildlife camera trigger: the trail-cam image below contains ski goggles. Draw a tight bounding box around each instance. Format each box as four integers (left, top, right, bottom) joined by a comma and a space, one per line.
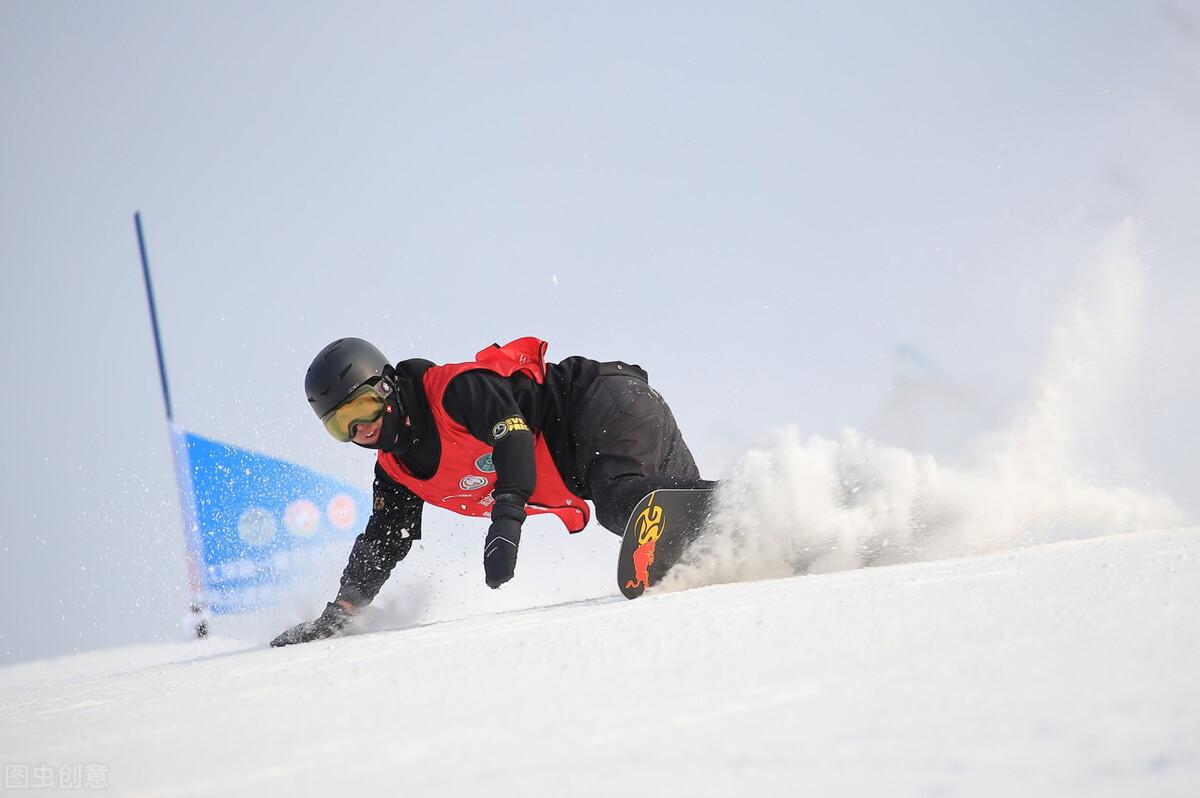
321, 382, 388, 442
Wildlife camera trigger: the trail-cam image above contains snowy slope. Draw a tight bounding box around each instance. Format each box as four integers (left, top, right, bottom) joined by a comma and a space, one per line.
2, 528, 1197, 797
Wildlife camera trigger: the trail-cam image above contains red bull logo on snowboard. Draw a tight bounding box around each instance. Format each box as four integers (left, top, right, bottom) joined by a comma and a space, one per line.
625, 498, 666, 591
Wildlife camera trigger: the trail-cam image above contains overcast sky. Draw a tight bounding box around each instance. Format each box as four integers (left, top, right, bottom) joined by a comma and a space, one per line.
2, 1, 1197, 663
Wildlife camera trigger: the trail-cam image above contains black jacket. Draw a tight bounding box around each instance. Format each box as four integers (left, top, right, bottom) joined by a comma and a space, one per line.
335, 354, 607, 605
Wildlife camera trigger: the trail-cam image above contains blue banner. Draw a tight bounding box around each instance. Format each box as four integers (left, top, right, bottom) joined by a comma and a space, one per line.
172, 427, 368, 615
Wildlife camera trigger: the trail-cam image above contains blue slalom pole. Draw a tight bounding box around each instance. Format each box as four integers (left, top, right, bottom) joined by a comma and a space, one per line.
134, 212, 208, 638
135, 211, 174, 422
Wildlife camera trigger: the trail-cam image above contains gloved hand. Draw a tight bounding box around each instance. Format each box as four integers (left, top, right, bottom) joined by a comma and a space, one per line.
483, 517, 522, 588
270, 601, 355, 647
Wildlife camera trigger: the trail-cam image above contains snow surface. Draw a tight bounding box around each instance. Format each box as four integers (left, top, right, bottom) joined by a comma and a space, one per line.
1, 224, 1192, 795
2, 527, 1197, 797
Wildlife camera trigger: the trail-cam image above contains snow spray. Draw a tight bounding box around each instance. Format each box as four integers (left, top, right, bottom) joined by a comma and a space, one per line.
663, 220, 1188, 591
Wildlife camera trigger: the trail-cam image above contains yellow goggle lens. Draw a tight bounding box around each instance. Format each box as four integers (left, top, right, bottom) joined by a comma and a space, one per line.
321, 386, 385, 442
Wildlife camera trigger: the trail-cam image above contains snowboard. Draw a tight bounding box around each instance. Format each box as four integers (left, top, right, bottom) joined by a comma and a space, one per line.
617, 488, 716, 599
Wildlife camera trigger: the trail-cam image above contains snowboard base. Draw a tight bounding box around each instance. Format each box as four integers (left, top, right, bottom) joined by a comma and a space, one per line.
616, 488, 716, 599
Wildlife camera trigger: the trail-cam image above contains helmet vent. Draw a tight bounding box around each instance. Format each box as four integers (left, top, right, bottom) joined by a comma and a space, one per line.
338, 364, 353, 379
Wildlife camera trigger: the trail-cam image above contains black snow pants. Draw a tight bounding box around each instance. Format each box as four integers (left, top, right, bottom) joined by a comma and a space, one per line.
570, 364, 716, 535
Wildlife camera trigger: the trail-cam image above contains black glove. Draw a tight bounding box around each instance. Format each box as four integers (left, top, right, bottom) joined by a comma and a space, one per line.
483, 517, 522, 588
270, 602, 354, 647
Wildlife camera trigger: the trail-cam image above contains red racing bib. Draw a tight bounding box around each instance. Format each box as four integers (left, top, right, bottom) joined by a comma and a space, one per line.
377, 337, 590, 533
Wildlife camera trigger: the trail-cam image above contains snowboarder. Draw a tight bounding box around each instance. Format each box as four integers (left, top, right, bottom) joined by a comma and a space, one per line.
271, 336, 714, 646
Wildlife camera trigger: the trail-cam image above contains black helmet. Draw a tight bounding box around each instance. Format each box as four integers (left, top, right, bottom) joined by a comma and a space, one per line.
305, 338, 390, 419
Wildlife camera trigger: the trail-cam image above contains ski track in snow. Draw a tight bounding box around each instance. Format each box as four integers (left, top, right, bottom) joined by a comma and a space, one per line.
2, 528, 1198, 797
